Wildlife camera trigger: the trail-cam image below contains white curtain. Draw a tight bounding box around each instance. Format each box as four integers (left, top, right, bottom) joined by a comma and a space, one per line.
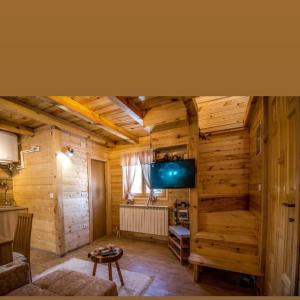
138, 150, 153, 190
121, 152, 140, 202
138, 150, 155, 205
121, 150, 153, 203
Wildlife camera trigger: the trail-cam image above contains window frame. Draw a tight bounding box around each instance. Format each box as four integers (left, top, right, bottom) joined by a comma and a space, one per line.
127, 164, 167, 200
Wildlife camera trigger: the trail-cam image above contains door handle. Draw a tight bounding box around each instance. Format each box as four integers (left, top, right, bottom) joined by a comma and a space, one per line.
282, 202, 296, 208
289, 218, 295, 223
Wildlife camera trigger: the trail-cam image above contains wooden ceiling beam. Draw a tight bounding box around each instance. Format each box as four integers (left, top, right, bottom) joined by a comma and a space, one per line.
108, 96, 144, 125
0, 119, 34, 136
0, 98, 113, 147
48, 96, 139, 144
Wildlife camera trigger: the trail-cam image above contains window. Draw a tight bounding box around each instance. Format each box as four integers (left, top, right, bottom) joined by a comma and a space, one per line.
129, 165, 165, 198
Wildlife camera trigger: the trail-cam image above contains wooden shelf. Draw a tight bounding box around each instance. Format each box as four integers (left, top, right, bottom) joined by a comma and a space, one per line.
169, 243, 181, 260
168, 225, 190, 264
169, 235, 189, 249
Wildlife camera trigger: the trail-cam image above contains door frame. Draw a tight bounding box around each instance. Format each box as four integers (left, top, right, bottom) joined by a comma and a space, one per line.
87, 154, 112, 243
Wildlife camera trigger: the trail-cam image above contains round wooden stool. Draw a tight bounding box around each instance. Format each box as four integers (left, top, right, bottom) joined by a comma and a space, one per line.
88, 247, 124, 286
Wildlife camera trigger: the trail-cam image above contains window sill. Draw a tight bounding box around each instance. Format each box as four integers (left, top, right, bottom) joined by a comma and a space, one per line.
133, 196, 168, 201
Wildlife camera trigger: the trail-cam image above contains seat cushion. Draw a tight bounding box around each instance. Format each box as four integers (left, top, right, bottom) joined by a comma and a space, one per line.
0, 260, 29, 296
34, 269, 118, 296
12, 252, 26, 263
7, 284, 56, 296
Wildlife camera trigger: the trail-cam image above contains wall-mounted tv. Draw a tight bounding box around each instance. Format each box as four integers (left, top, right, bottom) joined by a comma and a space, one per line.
150, 159, 195, 189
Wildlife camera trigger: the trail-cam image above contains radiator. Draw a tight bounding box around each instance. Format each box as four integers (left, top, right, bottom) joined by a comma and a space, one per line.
119, 204, 169, 236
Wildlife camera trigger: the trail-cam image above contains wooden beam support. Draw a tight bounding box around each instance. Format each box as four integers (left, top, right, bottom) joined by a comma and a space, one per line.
108, 96, 144, 125
0, 98, 113, 147
0, 119, 34, 136
48, 96, 139, 144
243, 96, 257, 126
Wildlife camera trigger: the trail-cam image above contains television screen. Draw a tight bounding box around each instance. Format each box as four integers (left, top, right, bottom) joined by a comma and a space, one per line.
150, 159, 195, 189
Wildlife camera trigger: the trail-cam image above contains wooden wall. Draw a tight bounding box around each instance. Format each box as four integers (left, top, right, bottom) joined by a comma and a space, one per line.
249, 98, 264, 217
248, 98, 267, 276
58, 132, 90, 253
58, 131, 109, 253
198, 128, 250, 195
12, 127, 109, 255
189, 126, 263, 277
0, 165, 13, 206
13, 127, 58, 253
108, 125, 190, 232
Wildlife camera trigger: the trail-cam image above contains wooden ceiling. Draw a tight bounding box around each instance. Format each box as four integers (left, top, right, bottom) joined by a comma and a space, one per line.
194, 96, 251, 133
0, 96, 251, 146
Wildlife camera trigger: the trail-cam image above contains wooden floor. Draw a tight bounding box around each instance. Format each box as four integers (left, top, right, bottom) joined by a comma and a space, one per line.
31, 236, 256, 296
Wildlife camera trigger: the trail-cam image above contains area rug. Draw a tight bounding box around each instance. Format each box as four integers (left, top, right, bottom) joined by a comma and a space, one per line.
32, 258, 154, 296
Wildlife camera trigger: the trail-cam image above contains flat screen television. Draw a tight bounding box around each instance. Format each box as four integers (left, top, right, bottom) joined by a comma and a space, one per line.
150, 159, 195, 189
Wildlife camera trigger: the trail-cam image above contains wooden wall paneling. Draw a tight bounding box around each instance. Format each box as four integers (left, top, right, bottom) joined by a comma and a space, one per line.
265, 97, 278, 294
60, 132, 89, 253
105, 160, 112, 235
52, 128, 65, 255
248, 97, 267, 286
198, 128, 250, 195
259, 98, 269, 280
188, 118, 199, 254
144, 100, 187, 130
194, 96, 250, 133
189, 115, 265, 280
12, 127, 58, 253
198, 194, 249, 213
150, 125, 190, 149
108, 125, 190, 234
249, 98, 264, 217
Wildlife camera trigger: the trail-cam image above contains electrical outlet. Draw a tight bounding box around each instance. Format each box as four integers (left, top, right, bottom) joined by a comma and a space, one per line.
49, 193, 54, 199
258, 184, 262, 192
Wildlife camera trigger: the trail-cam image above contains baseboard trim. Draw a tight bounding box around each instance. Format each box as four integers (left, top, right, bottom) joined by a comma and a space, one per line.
120, 230, 168, 243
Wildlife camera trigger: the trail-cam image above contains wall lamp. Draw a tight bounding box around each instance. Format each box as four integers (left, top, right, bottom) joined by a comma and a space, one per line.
63, 146, 75, 157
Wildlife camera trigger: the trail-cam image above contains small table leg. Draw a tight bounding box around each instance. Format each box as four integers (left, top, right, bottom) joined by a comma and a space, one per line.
92, 262, 98, 276
115, 261, 124, 286
108, 263, 113, 281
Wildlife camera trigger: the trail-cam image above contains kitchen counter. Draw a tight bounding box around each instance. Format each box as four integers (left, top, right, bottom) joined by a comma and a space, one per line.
0, 206, 28, 212
0, 206, 28, 239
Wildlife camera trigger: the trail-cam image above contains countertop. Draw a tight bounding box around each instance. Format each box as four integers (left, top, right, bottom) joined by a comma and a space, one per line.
0, 206, 28, 212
